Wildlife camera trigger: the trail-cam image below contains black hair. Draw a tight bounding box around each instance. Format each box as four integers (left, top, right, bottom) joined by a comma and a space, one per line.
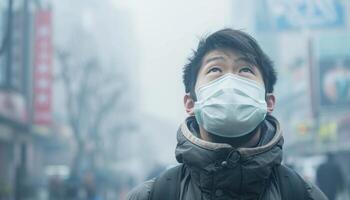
183, 28, 277, 99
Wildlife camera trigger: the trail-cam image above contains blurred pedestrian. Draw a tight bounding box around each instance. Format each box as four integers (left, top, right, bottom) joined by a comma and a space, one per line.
83, 171, 99, 200
316, 153, 344, 200
48, 175, 64, 200
127, 29, 327, 200
64, 172, 81, 200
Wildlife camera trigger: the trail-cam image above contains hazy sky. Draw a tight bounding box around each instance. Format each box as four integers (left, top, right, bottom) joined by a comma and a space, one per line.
112, 0, 234, 124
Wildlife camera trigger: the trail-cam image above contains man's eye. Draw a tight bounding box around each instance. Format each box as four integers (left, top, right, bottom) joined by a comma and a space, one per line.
207, 67, 222, 74
239, 66, 254, 74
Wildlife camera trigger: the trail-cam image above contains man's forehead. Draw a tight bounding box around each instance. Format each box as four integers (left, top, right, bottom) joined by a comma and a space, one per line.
202, 48, 254, 65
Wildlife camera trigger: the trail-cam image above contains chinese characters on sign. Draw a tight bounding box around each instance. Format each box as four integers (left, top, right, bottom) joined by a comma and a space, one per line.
33, 10, 52, 126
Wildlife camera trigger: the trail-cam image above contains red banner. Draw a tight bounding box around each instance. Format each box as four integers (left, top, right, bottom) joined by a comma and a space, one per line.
33, 10, 52, 125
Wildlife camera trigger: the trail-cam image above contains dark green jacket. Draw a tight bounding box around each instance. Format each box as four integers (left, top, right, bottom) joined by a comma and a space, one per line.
128, 116, 327, 200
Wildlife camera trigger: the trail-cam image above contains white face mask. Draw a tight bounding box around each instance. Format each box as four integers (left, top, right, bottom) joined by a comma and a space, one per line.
194, 74, 267, 138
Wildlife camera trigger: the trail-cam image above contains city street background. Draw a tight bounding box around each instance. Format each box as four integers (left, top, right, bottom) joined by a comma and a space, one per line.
0, 0, 350, 199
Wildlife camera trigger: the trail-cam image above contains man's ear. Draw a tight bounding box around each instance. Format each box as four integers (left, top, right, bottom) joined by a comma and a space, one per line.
266, 93, 275, 113
184, 94, 195, 116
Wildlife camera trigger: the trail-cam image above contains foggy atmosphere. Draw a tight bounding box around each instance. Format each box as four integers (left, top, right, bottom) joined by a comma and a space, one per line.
0, 0, 350, 199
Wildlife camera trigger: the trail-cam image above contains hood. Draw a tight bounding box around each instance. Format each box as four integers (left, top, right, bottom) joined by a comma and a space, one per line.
175, 115, 283, 198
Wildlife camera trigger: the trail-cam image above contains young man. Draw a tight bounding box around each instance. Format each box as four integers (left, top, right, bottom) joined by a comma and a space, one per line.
128, 29, 327, 200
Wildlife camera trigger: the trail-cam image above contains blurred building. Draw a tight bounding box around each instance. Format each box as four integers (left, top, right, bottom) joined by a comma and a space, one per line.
0, 0, 72, 199
253, 0, 350, 154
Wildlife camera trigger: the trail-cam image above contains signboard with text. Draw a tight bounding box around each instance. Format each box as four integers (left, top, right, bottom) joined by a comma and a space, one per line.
256, 0, 345, 31
33, 10, 52, 126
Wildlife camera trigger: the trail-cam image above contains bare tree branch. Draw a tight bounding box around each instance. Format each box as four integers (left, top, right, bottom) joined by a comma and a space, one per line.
89, 87, 122, 139
54, 28, 128, 172
56, 49, 82, 142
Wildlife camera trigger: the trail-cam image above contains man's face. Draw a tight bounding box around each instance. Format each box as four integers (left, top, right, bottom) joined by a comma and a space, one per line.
184, 48, 275, 116
195, 48, 265, 92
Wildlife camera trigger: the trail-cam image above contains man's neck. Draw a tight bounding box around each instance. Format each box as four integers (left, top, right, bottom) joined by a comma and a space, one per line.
199, 126, 262, 148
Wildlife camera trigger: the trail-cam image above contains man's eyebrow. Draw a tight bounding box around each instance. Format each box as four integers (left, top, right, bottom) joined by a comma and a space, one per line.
204, 56, 226, 65
234, 57, 255, 64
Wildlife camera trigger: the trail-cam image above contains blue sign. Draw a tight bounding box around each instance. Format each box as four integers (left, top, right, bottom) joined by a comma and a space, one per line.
256, 0, 346, 31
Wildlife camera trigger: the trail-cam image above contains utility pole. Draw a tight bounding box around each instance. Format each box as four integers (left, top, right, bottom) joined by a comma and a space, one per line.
5, 0, 13, 88
22, 0, 32, 123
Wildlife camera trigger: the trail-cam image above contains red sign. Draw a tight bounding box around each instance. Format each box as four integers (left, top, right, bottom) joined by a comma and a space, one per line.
33, 10, 52, 125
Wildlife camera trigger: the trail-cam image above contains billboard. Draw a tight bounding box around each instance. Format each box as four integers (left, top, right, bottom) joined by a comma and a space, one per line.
33, 10, 52, 126
314, 33, 350, 111
319, 58, 350, 107
256, 0, 345, 31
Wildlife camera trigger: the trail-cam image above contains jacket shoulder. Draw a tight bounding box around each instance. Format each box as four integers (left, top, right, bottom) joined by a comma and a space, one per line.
127, 179, 155, 200
275, 165, 327, 200
304, 179, 328, 200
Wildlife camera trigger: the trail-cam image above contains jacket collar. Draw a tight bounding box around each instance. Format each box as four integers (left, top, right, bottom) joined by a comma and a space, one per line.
178, 115, 283, 157
175, 115, 284, 196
